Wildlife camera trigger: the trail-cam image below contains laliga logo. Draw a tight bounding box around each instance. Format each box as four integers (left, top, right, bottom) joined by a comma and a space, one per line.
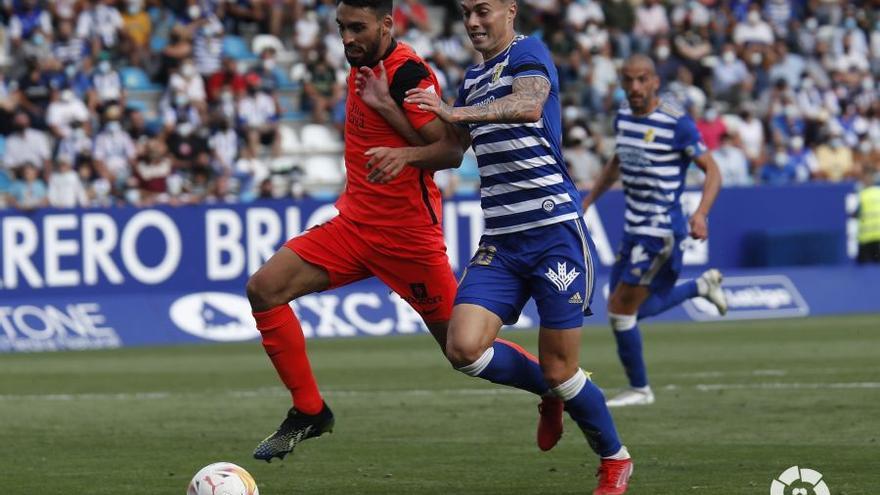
770, 466, 829, 495
170, 292, 259, 342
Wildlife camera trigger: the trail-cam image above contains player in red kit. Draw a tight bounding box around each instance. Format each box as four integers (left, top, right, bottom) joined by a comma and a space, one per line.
248, 0, 559, 462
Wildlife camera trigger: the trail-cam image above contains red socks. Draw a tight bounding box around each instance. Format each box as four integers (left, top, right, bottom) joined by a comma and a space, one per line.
253, 305, 324, 415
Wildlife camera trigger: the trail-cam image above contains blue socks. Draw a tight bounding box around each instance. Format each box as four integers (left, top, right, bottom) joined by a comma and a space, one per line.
457, 340, 549, 396
610, 313, 648, 388
638, 280, 699, 319
457, 343, 625, 458
551, 370, 623, 457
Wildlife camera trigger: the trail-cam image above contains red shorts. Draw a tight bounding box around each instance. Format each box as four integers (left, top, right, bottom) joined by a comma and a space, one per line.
284, 214, 456, 323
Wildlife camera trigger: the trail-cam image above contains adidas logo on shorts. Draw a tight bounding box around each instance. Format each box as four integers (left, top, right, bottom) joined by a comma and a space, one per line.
568, 292, 583, 304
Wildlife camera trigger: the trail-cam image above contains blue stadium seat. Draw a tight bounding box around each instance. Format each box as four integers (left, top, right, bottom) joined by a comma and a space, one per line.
150, 33, 168, 52
222, 35, 257, 61
120, 66, 163, 91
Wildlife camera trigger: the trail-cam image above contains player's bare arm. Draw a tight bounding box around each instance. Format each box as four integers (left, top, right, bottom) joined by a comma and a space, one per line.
581, 155, 620, 211
404, 75, 550, 124
355, 60, 427, 147
689, 153, 722, 240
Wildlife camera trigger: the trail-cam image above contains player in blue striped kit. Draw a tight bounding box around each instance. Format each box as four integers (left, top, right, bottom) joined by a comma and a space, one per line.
581, 55, 727, 408
360, 0, 632, 492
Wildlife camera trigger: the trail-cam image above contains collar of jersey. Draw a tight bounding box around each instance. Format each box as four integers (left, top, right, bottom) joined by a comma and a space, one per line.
367, 39, 398, 69
479, 34, 523, 69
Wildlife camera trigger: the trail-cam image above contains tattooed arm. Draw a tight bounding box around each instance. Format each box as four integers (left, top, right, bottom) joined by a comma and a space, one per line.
404, 75, 550, 125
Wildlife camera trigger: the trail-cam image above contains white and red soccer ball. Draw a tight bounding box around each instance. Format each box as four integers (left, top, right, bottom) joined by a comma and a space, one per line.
187, 462, 259, 495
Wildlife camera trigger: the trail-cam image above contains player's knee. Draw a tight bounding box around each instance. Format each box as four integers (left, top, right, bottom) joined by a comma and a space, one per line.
541, 361, 579, 388
608, 313, 637, 332
246, 272, 285, 311
446, 339, 488, 371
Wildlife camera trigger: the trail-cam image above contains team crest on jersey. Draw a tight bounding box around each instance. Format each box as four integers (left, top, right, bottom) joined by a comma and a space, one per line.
545, 262, 580, 292
491, 61, 506, 84
644, 128, 655, 143
630, 245, 649, 264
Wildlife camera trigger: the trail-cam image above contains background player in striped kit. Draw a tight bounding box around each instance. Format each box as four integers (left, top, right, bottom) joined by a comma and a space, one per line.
581, 55, 727, 408
359, 0, 632, 492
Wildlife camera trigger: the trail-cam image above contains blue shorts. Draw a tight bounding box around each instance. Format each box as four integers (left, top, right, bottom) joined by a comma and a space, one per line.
609, 233, 684, 294
455, 218, 595, 329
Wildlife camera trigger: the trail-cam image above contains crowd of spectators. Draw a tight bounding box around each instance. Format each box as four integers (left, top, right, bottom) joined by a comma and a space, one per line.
0, 0, 877, 211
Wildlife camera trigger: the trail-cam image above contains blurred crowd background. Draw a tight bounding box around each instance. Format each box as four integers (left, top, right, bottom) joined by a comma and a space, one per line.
0, 0, 878, 211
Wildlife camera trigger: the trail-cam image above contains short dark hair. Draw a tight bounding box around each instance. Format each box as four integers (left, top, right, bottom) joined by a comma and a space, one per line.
337, 0, 392, 16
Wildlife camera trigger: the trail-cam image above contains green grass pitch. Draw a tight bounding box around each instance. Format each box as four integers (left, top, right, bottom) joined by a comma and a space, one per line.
1, 314, 878, 494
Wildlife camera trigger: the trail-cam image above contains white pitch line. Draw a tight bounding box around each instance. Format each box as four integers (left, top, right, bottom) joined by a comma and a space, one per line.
1, 382, 879, 402
688, 382, 880, 392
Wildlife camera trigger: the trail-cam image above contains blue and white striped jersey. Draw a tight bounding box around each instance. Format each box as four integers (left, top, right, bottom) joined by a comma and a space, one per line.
614, 98, 706, 238
455, 35, 581, 236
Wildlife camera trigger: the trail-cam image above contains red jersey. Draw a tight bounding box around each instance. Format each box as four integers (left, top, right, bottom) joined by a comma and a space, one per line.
335, 41, 444, 227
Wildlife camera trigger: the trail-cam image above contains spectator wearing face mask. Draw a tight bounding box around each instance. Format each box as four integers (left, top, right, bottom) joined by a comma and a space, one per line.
696, 106, 727, 151
733, 4, 774, 47
563, 125, 602, 191
652, 37, 681, 87
8, 0, 53, 54
93, 105, 137, 192
88, 53, 126, 115
3, 112, 52, 177
759, 147, 800, 186
120, 0, 152, 68
786, 136, 819, 183
161, 89, 202, 135
237, 74, 281, 158
770, 101, 806, 142
77, 0, 125, 55
252, 47, 286, 89
712, 44, 750, 105
712, 132, 752, 187
55, 120, 94, 168
46, 86, 91, 139
170, 57, 207, 108
207, 57, 247, 103
193, 16, 224, 77
47, 156, 89, 208
633, 0, 669, 54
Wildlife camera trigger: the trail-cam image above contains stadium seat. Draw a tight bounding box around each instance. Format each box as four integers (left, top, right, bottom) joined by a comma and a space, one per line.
120, 66, 163, 91
302, 155, 345, 186
279, 125, 303, 155
149, 34, 168, 53
300, 124, 343, 153
222, 35, 257, 61
269, 155, 299, 173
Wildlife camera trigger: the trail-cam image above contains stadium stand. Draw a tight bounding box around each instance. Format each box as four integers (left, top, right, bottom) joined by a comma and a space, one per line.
0, 0, 877, 211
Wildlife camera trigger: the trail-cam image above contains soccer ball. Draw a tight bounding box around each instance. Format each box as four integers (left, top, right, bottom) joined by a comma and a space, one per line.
187, 462, 259, 495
